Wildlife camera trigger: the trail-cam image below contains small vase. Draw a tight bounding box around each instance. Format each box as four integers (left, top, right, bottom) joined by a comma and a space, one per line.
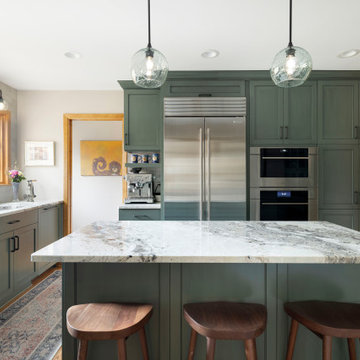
12, 182, 20, 202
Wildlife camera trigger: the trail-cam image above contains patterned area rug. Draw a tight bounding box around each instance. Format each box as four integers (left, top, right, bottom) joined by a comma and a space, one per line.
0, 270, 62, 360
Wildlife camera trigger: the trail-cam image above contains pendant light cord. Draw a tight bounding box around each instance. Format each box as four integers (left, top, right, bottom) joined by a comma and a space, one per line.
288, 0, 293, 47
147, 0, 152, 48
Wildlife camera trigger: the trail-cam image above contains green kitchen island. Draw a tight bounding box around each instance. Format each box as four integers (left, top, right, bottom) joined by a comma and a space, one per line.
32, 221, 360, 360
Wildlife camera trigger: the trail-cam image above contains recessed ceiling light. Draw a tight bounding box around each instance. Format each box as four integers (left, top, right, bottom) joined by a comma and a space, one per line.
201, 49, 220, 59
337, 49, 360, 59
64, 51, 82, 59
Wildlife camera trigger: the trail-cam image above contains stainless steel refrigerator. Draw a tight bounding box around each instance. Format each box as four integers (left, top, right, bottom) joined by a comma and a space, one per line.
164, 97, 246, 220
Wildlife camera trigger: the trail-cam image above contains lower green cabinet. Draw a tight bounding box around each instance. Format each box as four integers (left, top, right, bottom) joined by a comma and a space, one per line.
37, 205, 61, 274
319, 209, 359, 230
119, 209, 161, 221
0, 203, 63, 307
13, 224, 36, 291
0, 231, 13, 305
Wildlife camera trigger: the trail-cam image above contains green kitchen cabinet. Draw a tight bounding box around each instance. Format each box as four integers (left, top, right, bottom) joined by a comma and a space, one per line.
13, 224, 36, 291
124, 89, 161, 151
119, 209, 161, 221
284, 81, 317, 144
250, 80, 317, 145
319, 209, 359, 230
37, 205, 61, 274
250, 81, 284, 145
318, 80, 359, 144
163, 80, 246, 97
0, 231, 13, 305
319, 145, 359, 209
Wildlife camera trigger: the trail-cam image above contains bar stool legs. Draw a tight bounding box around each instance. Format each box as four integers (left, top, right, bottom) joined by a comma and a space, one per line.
348, 338, 357, 360
285, 319, 299, 360
139, 328, 150, 360
78, 340, 88, 360
244, 339, 257, 360
117, 339, 127, 360
206, 338, 216, 360
187, 329, 197, 360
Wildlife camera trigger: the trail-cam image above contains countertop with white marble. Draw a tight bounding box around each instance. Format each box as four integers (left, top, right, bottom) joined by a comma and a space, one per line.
0, 200, 63, 217
118, 203, 161, 209
32, 220, 360, 264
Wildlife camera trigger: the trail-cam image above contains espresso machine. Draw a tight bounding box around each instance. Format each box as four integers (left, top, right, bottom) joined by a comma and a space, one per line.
125, 173, 154, 203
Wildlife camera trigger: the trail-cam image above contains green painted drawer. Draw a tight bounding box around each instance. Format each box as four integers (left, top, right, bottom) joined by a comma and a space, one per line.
0, 210, 38, 235
118, 209, 161, 221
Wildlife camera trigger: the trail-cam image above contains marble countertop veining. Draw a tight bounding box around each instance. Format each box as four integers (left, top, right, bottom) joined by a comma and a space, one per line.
31, 220, 360, 264
0, 200, 63, 217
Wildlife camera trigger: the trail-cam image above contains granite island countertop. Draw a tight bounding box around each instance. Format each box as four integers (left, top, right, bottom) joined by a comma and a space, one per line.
31, 221, 360, 264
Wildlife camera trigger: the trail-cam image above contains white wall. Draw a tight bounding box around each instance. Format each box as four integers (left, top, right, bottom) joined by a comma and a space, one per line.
0, 81, 17, 202
15, 87, 124, 226
16, 91, 124, 201
72, 121, 123, 230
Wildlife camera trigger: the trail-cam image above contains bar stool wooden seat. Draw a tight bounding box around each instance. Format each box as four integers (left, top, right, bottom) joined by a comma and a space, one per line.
285, 300, 360, 360
66, 302, 153, 360
184, 301, 267, 360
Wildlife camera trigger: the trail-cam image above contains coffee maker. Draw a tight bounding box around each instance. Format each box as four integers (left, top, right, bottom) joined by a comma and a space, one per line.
125, 173, 154, 203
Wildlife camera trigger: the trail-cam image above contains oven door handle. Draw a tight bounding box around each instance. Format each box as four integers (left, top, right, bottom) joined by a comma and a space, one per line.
261, 202, 309, 205
261, 156, 309, 160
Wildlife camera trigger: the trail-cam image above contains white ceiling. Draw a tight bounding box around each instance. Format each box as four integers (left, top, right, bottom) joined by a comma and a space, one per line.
0, 0, 359, 90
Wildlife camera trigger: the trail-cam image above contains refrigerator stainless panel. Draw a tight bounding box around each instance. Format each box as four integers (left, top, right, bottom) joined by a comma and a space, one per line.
164, 117, 204, 220
205, 117, 246, 220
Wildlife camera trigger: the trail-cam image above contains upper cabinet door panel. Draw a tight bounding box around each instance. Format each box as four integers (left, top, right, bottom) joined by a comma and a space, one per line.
250, 81, 284, 145
284, 81, 317, 144
318, 81, 359, 144
124, 90, 161, 151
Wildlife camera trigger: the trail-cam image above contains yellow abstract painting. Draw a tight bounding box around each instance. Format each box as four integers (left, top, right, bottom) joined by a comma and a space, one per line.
80, 141, 122, 176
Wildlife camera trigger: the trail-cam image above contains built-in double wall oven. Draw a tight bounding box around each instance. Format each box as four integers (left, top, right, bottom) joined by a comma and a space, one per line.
250, 147, 318, 221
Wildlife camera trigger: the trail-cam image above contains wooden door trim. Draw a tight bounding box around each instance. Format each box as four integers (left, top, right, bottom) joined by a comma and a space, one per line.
63, 114, 124, 236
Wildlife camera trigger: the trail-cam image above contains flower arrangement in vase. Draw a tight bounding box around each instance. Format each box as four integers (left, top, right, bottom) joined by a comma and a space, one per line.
8, 169, 26, 202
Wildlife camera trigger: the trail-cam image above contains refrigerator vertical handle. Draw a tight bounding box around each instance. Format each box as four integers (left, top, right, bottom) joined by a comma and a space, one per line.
199, 128, 203, 220
206, 128, 211, 220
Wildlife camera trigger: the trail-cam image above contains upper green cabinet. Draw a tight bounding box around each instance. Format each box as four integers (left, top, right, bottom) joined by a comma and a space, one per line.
163, 80, 245, 97
318, 80, 359, 144
250, 80, 317, 145
123, 89, 161, 151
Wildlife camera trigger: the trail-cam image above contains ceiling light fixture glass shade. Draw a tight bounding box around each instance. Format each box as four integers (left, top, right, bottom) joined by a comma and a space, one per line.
0, 90, 8, 110
131, 47, 168, 88
130, 0, 169, 88
270, 0, 312, 88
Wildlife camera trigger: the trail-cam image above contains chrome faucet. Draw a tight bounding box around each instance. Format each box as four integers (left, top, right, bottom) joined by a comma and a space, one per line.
24, 180, 36, 202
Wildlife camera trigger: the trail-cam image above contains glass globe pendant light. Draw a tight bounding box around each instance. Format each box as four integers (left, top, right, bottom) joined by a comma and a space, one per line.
0, 90, 8, 110
130, 0, 169, 88
270, 0, 312, 88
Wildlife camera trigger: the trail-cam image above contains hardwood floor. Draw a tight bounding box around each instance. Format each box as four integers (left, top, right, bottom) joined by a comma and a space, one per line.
0, 263, 63, 360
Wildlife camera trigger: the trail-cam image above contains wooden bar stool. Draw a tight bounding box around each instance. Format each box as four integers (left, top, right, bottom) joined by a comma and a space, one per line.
284, 300, 360, 360
184, 301, 267, 360
66, 302, 153, 360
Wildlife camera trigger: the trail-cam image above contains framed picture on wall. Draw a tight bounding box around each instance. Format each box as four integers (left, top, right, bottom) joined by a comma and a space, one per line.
25, 141, 55, 166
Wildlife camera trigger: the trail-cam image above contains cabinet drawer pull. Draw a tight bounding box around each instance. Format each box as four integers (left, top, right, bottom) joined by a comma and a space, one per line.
43, 206, 57, 211
355, 126, 359, 139
284, 126, 289, 139
134, 215, 151, 220
125, 133, 129, 145
280, 126, 284, 139
10, 237, 16, 253
354, 191, 359, 205
7, 219, 20, 225
14, 235, 20, 251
